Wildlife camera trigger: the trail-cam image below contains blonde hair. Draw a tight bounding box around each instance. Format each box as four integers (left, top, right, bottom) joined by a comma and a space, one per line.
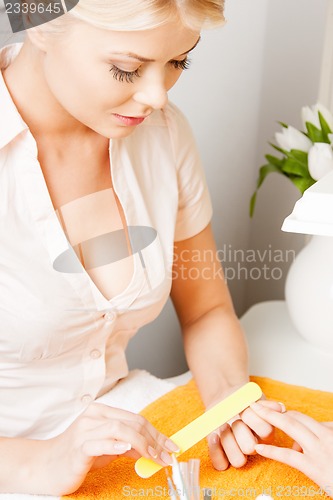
42, 0, 225, 34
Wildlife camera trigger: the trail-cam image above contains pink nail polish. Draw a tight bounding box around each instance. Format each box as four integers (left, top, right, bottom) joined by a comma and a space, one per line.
160, 451, 173, 465
148, 446, 158, 459
164, 439, 180, 452
250, 402, 262, 411
113, 442, 131, 452
210, 432, 220, 445
278, 402, 287, 413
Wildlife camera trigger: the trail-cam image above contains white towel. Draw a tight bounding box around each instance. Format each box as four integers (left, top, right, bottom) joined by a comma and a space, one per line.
96, 369, 177, 413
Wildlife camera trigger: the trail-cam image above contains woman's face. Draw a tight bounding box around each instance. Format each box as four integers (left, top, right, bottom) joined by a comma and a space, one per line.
34, 20, 200, 138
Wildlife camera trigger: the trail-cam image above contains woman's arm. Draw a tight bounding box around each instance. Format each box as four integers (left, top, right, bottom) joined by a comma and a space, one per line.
171, 223, 279, 469
171, 223, 248, 402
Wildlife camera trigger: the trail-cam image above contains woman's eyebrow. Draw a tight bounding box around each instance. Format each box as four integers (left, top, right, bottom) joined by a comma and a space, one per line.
110, 36, 201, 63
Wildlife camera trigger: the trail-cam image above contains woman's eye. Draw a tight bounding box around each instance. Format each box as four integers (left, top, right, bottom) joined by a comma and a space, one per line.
170, 57, 191, 71
109, 65, 140, 83
109, 57, 191, 83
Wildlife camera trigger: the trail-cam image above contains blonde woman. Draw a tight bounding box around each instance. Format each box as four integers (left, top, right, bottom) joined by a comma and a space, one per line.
0, 1, 280, 494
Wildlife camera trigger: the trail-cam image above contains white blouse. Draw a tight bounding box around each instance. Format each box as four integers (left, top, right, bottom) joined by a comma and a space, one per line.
0, 43, 213, 439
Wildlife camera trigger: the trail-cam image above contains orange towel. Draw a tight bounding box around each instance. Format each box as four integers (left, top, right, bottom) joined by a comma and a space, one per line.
64, 376, 333, 499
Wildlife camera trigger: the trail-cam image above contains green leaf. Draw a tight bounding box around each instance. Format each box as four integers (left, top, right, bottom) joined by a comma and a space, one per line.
277, 121, 288, 128
264, 154, 284, 169
282, 157, 309, 177
305, 122, 324, 143
256, 163, 283, 189
287, 149, 308, 164
281, 149, 310, 177
249, 191, 257, 218
250, 163, 284, 217
288, 176, 316, 194
269, 142, 289, 156
318, 111, 332, 142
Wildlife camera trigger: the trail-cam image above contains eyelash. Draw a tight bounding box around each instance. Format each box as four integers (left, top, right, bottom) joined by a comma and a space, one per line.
109, 57, 191, 83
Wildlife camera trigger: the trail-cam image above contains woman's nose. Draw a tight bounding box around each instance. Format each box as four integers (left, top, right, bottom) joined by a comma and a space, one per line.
133, 75, 168, 110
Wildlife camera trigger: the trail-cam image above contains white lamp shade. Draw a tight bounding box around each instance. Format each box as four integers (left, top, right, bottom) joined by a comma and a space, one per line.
281, 170, 333, 236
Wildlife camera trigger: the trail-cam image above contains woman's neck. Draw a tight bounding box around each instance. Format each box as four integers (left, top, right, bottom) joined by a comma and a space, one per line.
3, 38, 93, 143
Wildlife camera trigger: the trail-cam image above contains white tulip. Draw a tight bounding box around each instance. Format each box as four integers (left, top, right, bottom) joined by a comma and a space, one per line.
275, 126, 312, 152
301, 103, 333, 131
308, 143, 333, 180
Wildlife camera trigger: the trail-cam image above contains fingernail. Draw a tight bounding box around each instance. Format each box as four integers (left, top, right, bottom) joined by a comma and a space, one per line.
278, 402, 286, 413
250, 402, 262, 411
210, 432, 220, 445
113, 442, 131, 452
255, 444, 265, 452
164, 439, 180, 452
160, 451, 173, 465
148, 446, 158, 459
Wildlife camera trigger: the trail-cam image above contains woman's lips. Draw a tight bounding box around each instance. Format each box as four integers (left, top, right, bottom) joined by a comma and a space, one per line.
113, 113, 147, 126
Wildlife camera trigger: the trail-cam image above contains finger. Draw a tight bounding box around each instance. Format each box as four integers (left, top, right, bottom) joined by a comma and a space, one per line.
207, 430, 229, 471
257, 399, 287, 413
128, 419, 178, 464
219, 425, 247, 468
255, 443, 309, 472
84, 419, 173, 467
227, 414, 241, 426
322, 421, 333, 430
285, 411, 330, 437
85, 405, 178, 464
291, 441, 303, 452
116, 413, 178, 461
82, 439, 131, 458
241, 408, 275, 442
252, 403, 320, 436
118, 414, 179, 457
250, 403, 318, 449
230, 420, 258, 455
88, 403, 144, 421
240, 400, 285, 441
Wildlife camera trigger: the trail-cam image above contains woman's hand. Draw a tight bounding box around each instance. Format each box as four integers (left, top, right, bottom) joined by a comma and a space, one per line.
41, 403, 179, 495
207, 395, 284, 471
249, 403, 333, 498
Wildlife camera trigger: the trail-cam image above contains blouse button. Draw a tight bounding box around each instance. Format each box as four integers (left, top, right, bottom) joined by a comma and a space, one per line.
104, 311, 116, 322
90, 349, 102, 359
81, 394, 92, 404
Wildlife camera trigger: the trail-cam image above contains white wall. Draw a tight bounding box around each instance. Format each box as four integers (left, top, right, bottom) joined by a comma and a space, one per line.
170, 0, 269, 315
319, 1, 333, 114
244, 0, 328, 311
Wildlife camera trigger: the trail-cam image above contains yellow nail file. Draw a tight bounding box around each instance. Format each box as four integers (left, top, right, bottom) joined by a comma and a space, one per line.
135, 381, 262, 478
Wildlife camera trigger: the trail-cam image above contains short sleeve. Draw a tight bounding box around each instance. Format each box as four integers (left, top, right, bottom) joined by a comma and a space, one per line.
164, 102, 213, 242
